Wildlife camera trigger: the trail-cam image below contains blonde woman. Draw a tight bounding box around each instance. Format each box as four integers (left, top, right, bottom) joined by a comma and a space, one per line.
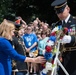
0, 19, 46, 75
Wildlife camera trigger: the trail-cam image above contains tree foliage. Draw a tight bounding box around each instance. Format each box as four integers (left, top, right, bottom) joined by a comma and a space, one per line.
12, 0, 54, 24
0, 0, 76, 24
0, 0, 15, 22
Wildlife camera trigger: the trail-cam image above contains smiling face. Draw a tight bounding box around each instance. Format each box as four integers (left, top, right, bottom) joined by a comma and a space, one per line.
26, 26, 32, 34
18, 28, 24, 36
41, 31, 47, 39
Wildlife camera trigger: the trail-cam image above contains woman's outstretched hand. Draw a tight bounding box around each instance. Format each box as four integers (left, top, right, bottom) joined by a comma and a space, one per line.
25, 56, 46, 63
34, 56, 46, 63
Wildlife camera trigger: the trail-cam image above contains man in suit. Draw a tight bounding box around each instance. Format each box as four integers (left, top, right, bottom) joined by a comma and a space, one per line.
51, 0, 76, 75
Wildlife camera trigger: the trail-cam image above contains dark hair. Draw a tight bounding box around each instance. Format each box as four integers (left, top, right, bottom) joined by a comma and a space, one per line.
41, 31, 47, 36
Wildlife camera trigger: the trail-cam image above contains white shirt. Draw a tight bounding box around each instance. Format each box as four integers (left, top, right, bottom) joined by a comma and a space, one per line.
62, 14, 71, 24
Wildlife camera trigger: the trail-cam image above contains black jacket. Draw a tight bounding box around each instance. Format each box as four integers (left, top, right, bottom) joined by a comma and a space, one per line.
53, 15, 76, 75
12, 36, 27, 70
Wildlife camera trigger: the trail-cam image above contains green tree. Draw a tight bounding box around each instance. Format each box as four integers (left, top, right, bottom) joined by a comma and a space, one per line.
0, 0, 76, 24
0, 0, 15, 22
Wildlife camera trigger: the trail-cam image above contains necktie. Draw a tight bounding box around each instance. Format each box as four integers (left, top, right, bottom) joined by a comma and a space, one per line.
63, 20, 66, 27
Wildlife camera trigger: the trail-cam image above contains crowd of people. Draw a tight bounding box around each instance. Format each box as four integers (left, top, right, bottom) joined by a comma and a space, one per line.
11, 16, 51, 75
0, 0, 76, 75
0, 19, 46, 75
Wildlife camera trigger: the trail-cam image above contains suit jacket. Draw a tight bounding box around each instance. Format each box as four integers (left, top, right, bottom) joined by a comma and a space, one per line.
12, 36, 27, 70
0, 37, 26, 75
53, 15, 76, 47
53, 15, 76, 75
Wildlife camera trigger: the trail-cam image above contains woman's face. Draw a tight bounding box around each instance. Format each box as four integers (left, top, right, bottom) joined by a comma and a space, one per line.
11, 29, 15, 36
0, 19, 15, 40
18, 29, 24, 36
42, 34, 46, 39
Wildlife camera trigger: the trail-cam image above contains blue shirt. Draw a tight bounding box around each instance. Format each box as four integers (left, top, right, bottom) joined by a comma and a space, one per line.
38, 37, 49, 55
23, 33, 38, 52
0, 37, 26, 75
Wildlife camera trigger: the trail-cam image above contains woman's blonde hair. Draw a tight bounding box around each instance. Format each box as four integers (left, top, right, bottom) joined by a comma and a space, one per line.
0, 19, 15, 40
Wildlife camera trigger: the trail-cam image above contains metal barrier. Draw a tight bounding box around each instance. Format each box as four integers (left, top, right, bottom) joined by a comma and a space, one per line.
12, 69, 28, 75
